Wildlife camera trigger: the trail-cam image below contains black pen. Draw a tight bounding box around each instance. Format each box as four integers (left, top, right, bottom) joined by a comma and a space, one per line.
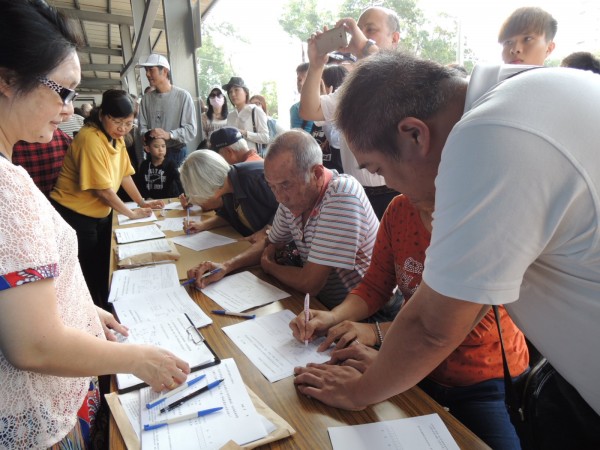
159, 379, 224, 413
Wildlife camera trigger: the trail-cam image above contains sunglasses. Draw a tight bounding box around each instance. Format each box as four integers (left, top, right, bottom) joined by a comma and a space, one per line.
38, 77, 79, 105
209, 92, 223, 98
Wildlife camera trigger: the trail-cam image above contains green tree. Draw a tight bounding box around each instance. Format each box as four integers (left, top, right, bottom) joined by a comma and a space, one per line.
279, 0, 336, 42
260, 80, 279, 119
196, 31, 233, 102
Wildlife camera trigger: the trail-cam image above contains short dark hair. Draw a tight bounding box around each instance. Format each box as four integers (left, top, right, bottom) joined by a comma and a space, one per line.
296, 62, 310, 74
0, 0, 82, 95
322, 65, 349, 92
498, 7, 558, 43
561, 52, 600, 75
87, 90, 135, 127
335, 51, 466, 159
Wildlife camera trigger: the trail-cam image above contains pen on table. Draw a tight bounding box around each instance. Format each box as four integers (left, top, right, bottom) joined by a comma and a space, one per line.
304, 293, 310, 346
143, 406, 223, 431
212, 310, 255, 319
145, 373, 207, 409
159, 379, 225, 413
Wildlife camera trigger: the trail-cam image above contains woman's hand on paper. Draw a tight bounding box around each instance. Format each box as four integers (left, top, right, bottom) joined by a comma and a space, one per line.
134, 346, 190, 392
96, 306, 129, 341
129, 207, 152, 220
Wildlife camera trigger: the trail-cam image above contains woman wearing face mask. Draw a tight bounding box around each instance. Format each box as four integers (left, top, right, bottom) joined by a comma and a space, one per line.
201, 86, 228, 148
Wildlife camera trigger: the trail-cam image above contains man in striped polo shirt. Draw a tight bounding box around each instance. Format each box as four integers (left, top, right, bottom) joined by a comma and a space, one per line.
187, 129, 379, 311
261, 130, 378, 309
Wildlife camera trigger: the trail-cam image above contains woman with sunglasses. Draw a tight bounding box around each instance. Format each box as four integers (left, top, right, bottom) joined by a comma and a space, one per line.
51, 89, 164, 309
201, 86, 228, 148
0, 1, 189, 449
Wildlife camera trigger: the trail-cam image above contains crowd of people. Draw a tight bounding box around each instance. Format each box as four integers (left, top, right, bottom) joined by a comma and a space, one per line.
2, 1, 600, 449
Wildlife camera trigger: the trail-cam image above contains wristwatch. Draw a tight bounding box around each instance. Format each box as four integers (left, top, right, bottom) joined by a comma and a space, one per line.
362, 39, 376, 57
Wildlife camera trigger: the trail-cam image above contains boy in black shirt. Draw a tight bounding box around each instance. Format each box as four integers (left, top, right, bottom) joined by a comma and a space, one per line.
135, 131, 183, 199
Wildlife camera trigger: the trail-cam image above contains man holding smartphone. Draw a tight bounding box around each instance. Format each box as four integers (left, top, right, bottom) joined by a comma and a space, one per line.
299, 6, 400, 219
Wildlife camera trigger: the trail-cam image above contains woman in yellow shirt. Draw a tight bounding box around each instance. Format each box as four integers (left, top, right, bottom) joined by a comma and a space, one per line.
51, 90, 163, 308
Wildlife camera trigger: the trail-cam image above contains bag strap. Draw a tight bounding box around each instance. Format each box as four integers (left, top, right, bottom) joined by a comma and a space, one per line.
251, 106, 257, 133
492, 305, 525, 421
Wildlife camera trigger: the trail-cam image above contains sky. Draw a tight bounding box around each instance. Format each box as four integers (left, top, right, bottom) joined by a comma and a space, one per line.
204, 0, 599, 125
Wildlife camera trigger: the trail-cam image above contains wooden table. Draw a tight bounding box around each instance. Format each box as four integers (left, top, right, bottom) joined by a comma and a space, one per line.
108, 204, 491, 449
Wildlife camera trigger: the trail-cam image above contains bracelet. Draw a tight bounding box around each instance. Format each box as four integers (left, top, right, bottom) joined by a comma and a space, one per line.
375, 321, 384, 347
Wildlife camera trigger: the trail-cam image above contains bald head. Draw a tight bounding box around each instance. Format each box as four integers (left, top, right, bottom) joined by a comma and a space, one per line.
357, 6, 400, 50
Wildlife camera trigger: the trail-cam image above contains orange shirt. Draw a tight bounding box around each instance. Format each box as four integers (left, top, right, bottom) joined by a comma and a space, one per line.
352, 195, 529, 386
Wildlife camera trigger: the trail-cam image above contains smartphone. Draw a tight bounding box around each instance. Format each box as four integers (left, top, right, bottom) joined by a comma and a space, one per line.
315, 27, 348, 55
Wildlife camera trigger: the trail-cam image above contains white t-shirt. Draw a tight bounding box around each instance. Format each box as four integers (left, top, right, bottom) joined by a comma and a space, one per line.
424, 65, 600, 414
320, 91, 386, 187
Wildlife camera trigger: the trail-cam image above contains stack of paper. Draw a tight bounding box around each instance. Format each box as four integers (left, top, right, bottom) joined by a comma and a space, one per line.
108, 264, 180, 303
117, 211, 158, 225
170, 231, 237, 251
114, 224, 166, 244
119, 359, 272, 449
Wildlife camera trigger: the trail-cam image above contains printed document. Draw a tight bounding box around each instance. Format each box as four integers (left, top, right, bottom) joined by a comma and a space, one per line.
118, 358, 269, 449
222, 309, 330, 382
114, 224, 165, 244
328, 413, 459, 450
115, 313, 216, 391
117, 211, 158, 225
117, 238, 172, 260
108, 263, 180, 303
112, 285, 211, 328
171, 231, 237, 252
201, 271, 290, 312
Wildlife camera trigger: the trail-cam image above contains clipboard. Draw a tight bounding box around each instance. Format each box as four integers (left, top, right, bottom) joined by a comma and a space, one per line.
116, 338, 221, 395
116, 313, 220, 395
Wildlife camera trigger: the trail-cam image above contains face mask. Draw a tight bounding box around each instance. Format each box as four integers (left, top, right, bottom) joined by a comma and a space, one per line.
209, 96, 224, 108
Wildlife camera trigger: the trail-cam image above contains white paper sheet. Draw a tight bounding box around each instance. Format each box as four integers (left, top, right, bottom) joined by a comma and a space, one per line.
171, 231, 237, 252
117, 238, 173, 260
109, 264, 180, 303
114, 224, 166, 244
116, 314, 216, 391
123, 358, 268, 450
201, 271, 290, 312
328, 413, 460, 450
117, 211, 158, 225
112, 285, 212, 328
156, 217, 186, 232
222, 309, 331, 382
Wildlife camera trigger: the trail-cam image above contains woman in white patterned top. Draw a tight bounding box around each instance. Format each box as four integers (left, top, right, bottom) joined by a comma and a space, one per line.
0, 2, 189, 448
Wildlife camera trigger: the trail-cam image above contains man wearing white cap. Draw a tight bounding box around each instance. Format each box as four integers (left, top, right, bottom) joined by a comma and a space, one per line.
137, 54, 197, 167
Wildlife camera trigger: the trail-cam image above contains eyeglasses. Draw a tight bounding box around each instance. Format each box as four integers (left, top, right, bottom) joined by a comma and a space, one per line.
38, 77, 79, 105
107, 116, 135, 129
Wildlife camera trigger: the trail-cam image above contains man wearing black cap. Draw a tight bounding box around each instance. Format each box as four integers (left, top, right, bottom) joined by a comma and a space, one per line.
209, 126, 262, 164
138, 53, 197, 167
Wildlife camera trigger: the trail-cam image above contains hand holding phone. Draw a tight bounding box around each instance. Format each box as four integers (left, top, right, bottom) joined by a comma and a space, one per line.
315, 27, 348, 55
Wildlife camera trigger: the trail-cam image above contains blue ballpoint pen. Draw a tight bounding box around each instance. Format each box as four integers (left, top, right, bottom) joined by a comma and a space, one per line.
159, 379, 225, 413
146, 373, 207, 409
143, 406, 223, 431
